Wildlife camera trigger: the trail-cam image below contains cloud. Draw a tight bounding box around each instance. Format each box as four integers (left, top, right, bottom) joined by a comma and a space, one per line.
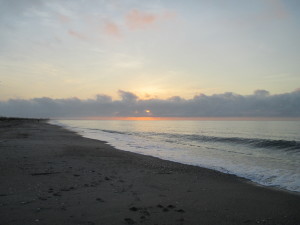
68, 29, 87, 40
103, 20, 121, 37
101, 9, 176, 37
125, 9, 158, 30
96, 94, 112, 103
254, 89, 270, 96
266, 0, 288, 19
118, 90, 138, 102
125, 9, 176, 30
1, 89, 300, 118
57, 13, 71, 23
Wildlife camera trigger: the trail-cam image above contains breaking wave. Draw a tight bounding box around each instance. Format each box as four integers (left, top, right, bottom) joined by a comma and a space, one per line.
98, 129, 300, 152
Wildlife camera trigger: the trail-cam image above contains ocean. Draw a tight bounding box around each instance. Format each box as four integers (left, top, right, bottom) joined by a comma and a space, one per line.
50, 119, 300, 193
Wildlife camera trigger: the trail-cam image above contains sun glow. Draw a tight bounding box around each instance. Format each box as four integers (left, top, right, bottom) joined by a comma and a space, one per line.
81, 117, 226, 121
83, 117, 167, 121
65, 117, 300, 121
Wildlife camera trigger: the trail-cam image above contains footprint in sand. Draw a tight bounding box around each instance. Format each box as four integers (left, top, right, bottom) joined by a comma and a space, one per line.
124, 218, 135, 224
96, 198, 105, 202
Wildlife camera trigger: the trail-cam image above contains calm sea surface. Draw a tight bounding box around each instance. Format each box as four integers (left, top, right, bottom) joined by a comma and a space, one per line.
51, 119, 300, 193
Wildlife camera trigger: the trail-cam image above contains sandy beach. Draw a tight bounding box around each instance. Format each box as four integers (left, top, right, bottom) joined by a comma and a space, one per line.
0, 119, 299, 225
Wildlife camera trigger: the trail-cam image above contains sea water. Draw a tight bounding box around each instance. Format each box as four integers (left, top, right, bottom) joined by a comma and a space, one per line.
50, 119, 300, 193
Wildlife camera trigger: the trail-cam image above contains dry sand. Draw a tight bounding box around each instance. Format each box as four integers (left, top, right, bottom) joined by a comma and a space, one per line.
0, 118, 299, 225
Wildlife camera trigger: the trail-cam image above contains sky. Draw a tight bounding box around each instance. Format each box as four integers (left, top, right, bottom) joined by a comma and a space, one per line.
0, 0, 300, 118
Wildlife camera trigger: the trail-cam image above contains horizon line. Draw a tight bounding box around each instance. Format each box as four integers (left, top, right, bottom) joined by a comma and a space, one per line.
52, 116, 300, 121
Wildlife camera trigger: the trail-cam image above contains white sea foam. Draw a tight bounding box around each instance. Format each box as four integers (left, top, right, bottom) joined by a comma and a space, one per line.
49, 119, 300, 193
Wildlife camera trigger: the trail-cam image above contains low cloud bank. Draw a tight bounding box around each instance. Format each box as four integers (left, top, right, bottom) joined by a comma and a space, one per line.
1, 89, 300, 118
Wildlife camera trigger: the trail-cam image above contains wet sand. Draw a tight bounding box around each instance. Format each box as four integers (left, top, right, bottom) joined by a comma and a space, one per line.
0, 118, 299, 225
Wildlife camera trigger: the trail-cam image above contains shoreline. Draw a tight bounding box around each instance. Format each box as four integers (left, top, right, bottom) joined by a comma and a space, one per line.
68, 130, 300, 197
52, 119, 300, 195
1, 119, 299, 224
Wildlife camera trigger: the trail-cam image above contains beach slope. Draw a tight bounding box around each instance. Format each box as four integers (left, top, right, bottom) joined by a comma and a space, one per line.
0, 119, 299, 225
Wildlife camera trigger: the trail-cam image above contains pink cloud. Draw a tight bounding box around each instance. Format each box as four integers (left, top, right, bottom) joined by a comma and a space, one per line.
57, 14, 71, 23
267, 0, 288, 19
103, 21, 121, 37
125, 9, 175, 30
99, 9, 176, 39
68, 30, 86, 40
